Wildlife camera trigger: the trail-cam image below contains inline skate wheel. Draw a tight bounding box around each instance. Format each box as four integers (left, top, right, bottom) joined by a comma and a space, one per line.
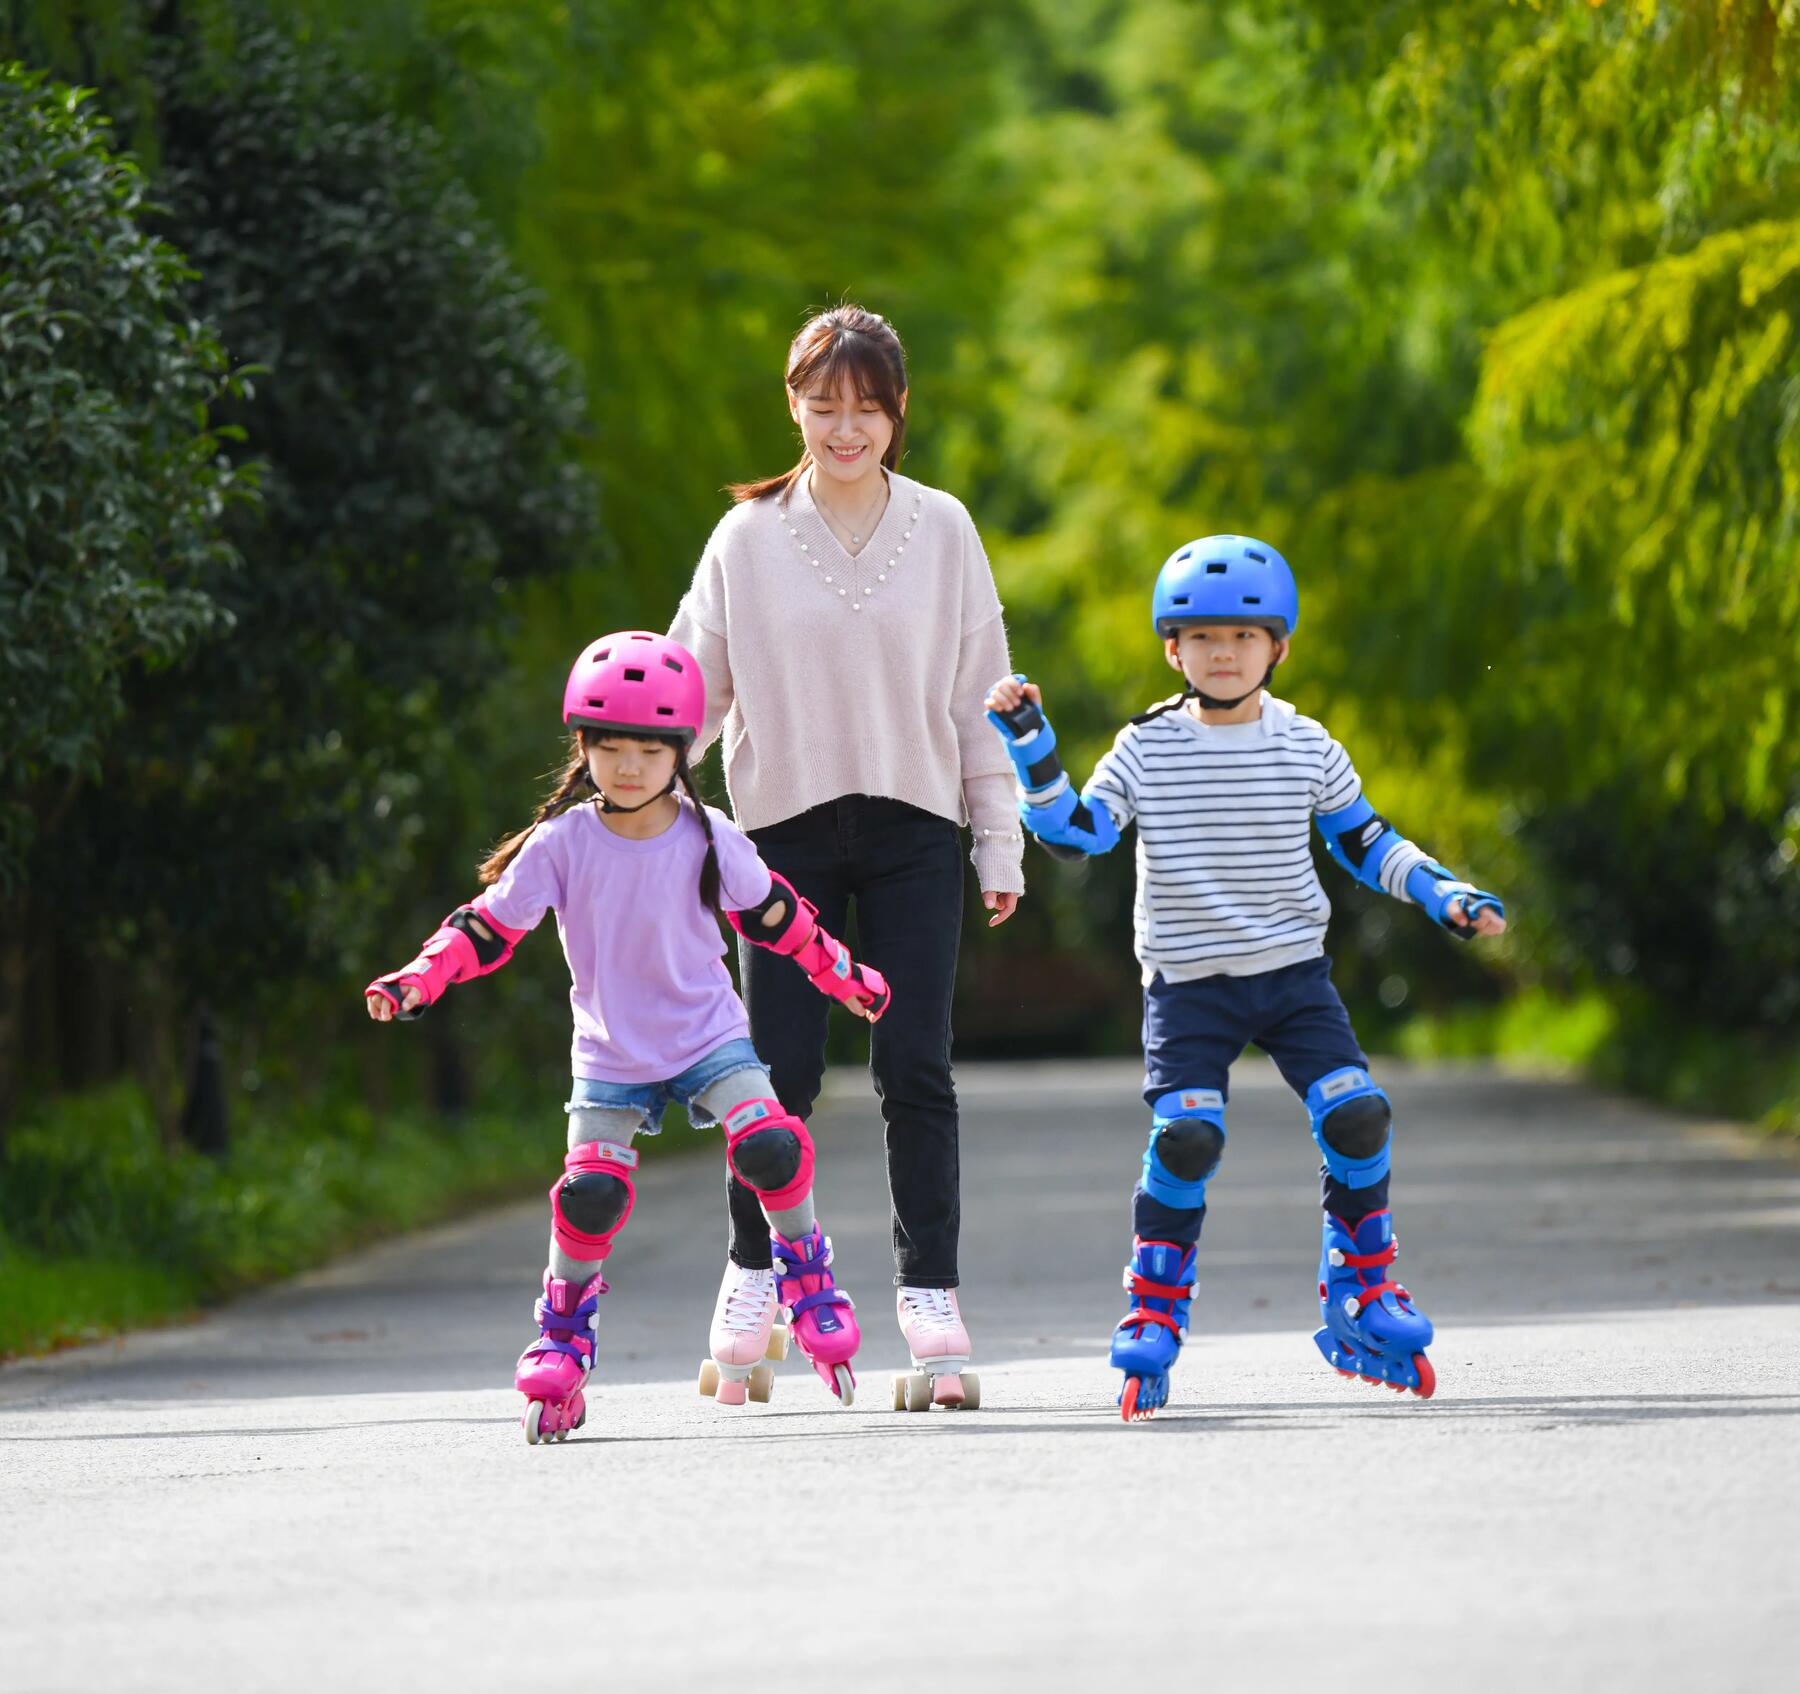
523, 1400, 545, 1445
1412, 1354, 1436, 1399
833, 1363, 856, 1406
697, 1359, 721, 1398
765, 1324, 790, 1363
748, 1363, 775, 1403
1120, 1377, 1142, 1423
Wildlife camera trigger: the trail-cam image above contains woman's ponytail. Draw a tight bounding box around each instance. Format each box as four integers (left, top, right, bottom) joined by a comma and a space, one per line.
477, 733, 596, 885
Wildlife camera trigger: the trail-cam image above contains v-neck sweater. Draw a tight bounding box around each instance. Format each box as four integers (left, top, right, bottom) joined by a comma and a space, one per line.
668, 469, 1026, 894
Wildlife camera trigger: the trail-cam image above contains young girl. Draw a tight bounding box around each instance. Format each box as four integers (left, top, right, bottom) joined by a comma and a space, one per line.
365, 632, 891, 1443
669, 305, 1022, 1413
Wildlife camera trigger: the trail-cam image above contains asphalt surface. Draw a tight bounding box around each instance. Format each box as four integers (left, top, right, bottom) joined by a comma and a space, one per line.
3, 1058, 1798, 1693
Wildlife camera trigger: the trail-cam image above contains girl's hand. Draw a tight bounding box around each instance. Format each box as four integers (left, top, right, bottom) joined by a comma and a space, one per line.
984, 676, 1042, 717
982, 890, 1021, 928
366, 983, 423, 1021
1444, 897, 1507, 938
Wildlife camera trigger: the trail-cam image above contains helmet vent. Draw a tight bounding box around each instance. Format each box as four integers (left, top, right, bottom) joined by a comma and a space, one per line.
1243, 595, 1262, 604
1206, 561, 1228, 573
623, 667, 646, 682
661, 656, 684, 673
587, 697, 605, 708
594, 648, 611, 660
1246, 549, 1267, 563
1172, 595, 1190, 606
656, 706, 674, 716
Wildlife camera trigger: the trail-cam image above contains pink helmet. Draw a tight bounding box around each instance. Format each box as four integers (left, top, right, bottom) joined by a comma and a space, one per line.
562, 631, 706, 748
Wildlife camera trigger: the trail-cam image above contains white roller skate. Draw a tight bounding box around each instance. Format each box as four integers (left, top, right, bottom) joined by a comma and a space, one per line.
891, 1285, 980, 1412
697, 1261, 789, 1407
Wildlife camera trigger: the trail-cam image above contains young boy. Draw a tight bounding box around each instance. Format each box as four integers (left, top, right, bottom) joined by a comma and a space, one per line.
986, 535, 1506, 1420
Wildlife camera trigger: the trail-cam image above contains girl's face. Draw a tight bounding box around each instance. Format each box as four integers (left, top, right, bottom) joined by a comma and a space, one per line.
586, 736, 678, 802
788, 376, 902, 490
1166, 623, 1288, 695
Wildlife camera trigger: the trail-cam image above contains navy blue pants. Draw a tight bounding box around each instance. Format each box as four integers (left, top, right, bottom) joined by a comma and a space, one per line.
1137, 955, 1386, 1247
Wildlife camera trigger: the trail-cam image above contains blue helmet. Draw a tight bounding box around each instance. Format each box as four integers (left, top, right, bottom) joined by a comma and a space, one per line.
1151, 535, 1298, 637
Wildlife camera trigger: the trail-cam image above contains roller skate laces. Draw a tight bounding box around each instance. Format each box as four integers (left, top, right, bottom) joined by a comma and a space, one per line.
697, 1263, 788, 1407
1111, 1239, 1195, 1422
517, 1269, 606, 1446
1313, 1210, 1436, 1399
772, 1227, 860, 1405
892, 1286, 980, 1412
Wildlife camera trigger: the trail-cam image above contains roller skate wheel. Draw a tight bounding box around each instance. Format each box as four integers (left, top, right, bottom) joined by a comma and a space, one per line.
892, 1369, 932, 1412
748, 1363, 775, 1403
714, 1376, 748, 1406
523, 1400, 544, 1445
554, 1425, 572, 1442
1120, 1376, 1142, 1423
697, 1359, 721, 1398
832, 1363, 856, 1406
765, 1323, 790, 1363
958, 1370, 980, 1410
1411, 1353, 1436, 1399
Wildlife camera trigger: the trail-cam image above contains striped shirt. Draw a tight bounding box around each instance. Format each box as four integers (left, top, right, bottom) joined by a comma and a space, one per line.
1084, 692, 1430, 983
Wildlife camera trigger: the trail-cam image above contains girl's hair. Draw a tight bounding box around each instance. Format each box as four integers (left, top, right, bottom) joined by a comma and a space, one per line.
730, 304, 908, 504
478, 730, 724, 920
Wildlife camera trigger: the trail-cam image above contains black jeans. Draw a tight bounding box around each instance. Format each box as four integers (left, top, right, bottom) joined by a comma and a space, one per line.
730, 795, 965, 1287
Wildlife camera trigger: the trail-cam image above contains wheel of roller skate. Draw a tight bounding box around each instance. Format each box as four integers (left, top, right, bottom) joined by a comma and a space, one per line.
1120, 1377, 1141, 1423
523, 1400, 544, 1445
1411, 1354, 1436, 1399
904, 1371, 932, 1413
890, 1373, 910, 1412
697, 1358, 721, 1398
748, 1363, 775, 1403
765, 1323, 790, 1363
958, 1371, 980, 1411
832, 1363, 856, 1406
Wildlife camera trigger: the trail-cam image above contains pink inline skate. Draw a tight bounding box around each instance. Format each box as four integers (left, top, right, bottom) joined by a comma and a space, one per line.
697, 1262, 790, 1406
516, 1269, 605, 1444
772, 1226, 859, 1404
892, 1286, 980, 1411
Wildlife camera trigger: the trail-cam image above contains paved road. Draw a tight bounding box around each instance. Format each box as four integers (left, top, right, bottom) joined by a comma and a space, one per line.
4, 1059, 1798, 1693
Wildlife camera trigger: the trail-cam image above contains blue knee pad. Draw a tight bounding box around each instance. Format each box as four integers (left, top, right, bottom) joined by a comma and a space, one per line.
1306, 1067, 1392, 1188
1141, 1088, 1228, 1209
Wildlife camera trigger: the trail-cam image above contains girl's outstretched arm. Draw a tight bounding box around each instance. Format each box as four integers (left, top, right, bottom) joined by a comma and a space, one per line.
365, 898, 530, 1021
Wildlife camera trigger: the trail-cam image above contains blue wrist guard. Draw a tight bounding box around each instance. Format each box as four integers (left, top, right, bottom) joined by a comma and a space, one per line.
1404, 862, 1505, 940
986, 677, 1068, 802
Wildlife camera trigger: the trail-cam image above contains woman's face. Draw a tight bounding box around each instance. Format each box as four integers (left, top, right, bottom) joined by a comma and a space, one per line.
788, 376, 902, 491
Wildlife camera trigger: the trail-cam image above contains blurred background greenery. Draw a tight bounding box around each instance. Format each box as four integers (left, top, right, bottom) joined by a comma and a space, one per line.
3, 0, 1795, 1352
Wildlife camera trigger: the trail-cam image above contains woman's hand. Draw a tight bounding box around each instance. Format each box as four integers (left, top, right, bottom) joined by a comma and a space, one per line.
984, 676, 1042, 717
982, 890, 1021, 928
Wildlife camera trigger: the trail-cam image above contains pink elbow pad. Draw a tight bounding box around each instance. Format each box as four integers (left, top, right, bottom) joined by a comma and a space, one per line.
727, 874, 891, 1020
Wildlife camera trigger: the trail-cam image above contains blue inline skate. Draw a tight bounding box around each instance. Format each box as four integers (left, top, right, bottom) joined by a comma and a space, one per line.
1313, 1209, 1436, 1398
1110, 1238, 1197, 1421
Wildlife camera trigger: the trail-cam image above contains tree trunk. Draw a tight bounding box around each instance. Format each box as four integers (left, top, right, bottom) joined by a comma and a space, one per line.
179, 1002, 229, 1156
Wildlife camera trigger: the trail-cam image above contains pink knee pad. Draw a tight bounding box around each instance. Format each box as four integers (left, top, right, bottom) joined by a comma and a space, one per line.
722, 1098, 815, 1213
550, 1140, 638, 1261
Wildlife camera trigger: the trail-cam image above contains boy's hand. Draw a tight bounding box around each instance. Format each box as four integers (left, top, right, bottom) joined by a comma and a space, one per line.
1444, 896, 1507, 939
985, 675, 1042, 717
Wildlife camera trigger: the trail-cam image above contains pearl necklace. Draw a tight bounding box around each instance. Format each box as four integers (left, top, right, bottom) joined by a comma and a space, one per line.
781, 483, 924, 612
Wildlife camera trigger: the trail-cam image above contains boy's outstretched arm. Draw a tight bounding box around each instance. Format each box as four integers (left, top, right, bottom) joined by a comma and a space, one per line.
984, 674, 1122, 861
1314, 796, 1507, 940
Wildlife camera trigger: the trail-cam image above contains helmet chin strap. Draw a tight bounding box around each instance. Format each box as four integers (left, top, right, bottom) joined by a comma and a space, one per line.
1187, 660, 1276, 711
596, 776, 676, 815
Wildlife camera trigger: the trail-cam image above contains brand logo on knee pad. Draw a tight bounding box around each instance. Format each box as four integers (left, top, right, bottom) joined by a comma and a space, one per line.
580, 1140, 638, 1169
1318, 1070, 1368, 1101
724, 1101, 773, 1134
1177, 1089, 1223, 1112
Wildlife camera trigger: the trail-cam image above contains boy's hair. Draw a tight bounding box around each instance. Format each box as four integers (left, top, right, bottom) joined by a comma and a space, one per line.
478, 730, 724, 918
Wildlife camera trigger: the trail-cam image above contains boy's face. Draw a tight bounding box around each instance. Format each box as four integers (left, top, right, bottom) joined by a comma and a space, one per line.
1164, 623, 1288, 695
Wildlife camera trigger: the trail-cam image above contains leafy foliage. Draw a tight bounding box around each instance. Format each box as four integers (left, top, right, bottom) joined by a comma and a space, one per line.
0, 64, 248, 891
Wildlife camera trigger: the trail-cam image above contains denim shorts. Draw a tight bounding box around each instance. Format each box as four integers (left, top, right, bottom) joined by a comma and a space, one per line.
566, 1036, 767, 1135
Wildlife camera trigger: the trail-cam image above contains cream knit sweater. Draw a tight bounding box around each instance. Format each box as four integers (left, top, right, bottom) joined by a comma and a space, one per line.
668, 468, 1026, 894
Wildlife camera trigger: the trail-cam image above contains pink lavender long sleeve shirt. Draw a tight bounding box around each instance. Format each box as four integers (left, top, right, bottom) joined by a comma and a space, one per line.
481, 797, 772, 1083
667, 470, 1026, 894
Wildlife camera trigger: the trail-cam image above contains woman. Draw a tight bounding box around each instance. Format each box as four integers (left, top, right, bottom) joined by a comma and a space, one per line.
669, 304, 1023, 1409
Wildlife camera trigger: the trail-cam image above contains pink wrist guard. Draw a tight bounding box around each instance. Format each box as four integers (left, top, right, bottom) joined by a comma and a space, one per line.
365, 897, 527, 1019
728, 872, 892, 1021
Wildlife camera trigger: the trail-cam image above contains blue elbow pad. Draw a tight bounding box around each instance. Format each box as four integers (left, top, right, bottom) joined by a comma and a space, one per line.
1022, 784, 1120, 857
1316, 797, 1402, 893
